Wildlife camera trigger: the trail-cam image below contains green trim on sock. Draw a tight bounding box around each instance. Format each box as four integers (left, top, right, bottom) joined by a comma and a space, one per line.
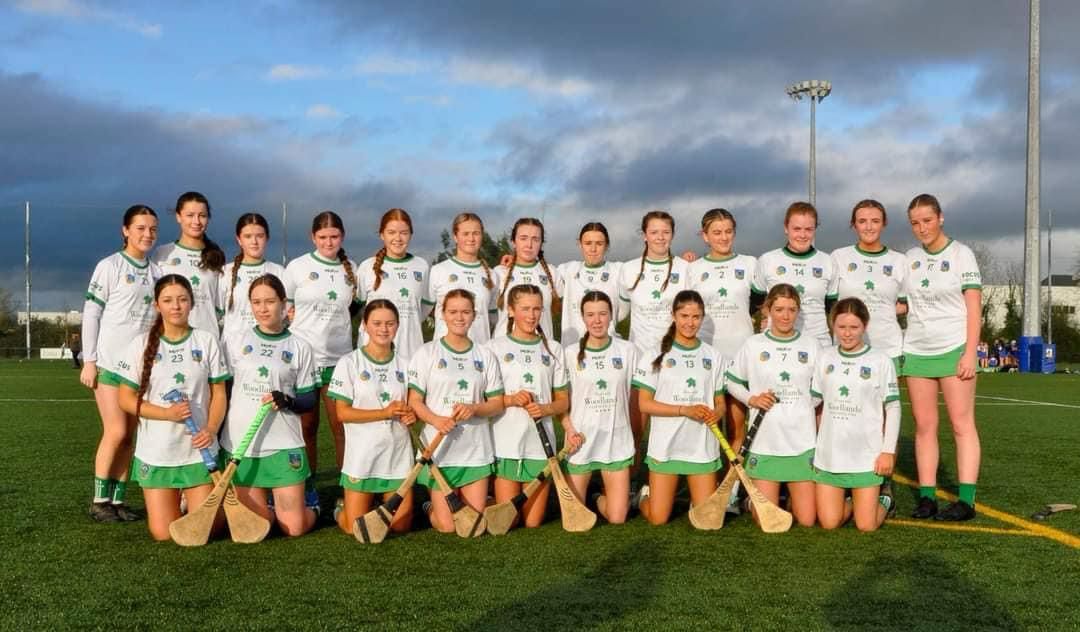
93, 477, 111, 502
919, 486, 937, 500
110, 480, 128, 504
958, 483, 977, 505
878, 495, 893, 511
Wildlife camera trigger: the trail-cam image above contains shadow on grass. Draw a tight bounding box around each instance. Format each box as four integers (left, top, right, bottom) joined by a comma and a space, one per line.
823, 552, 1019, 631
461, 540, 664, 630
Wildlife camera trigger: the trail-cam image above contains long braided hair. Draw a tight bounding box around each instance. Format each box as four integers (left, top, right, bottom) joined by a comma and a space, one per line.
311, 211, 356, 300
227, 213, 270, 311
496, 218, 562, 317
451, 212, 494, 290
505, 284, 554, 356
628, 210, 675, 292
652, 290, 705, 371
372, 208, 413, 292
174, 192, 225, 273
136, 274, 193, 418
576, 290, 613, 367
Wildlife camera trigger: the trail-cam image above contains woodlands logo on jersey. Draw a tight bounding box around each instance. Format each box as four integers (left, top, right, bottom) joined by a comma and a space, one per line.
359, 370, 371, 381
701, 272, 710, 281
601, 272, 610, 282
911, 261, 921, 269
448, 274, 459, 282
437, 359, 448, 369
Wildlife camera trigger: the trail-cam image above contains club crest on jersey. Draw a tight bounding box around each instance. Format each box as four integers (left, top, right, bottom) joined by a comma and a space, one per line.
448, 273, 459, 283
883, 265, 893, 276
860, 366, 872, 380
541, 355, 551, 366
380, 270, 389, 279
608, 357, 622, 370
281, 350, 294, 364
826, 363, 835, 374
395, 371, 405, 383
504, 352, 515, 363
242, 344, 254, 355
941, 261, 951, 272
191, 349, 203, 363
665, 358, 677, 368
170, 257, 181, 266
474, 360, 484, 372
437, 358, 447, 369
669, 272, 680, 284
703, 358, 712, 370
288, 451, 303, 470
414, 271, 423, 282
812, 267, 823, 278
735, 269, 745, 280
140, 462, 150, 477
776, 265, 787, 276
911, 261, 921, 270
798, 351, 809, 364
308, 271, 319, 281
759, 351, 770, 362
600, 272, 610, 282
359, 370, 371, 381
847, 262, 858, 272
700, 272, 709, 281
154, 352, 163, 364
540, 275, 549, 285
578, 359, 586, 371
125, 273, 137, 284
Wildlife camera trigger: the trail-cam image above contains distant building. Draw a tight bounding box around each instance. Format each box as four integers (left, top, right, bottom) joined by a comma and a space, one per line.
16, 311, 82, 326
982, 275, 1080, 331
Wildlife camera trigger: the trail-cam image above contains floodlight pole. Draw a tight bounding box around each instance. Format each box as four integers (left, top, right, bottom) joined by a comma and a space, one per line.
282, 202, 288, 266
1046, 207, 1052, 344
24, 201, 31, 360
787, 80, 831, 206
1021, 0, 1041, 340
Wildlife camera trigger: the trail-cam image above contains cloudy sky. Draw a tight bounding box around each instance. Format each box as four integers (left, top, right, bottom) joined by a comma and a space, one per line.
1, 0, 1078, 309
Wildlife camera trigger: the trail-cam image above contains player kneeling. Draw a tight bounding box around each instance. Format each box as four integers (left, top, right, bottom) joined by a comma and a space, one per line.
812, 298, 900, 531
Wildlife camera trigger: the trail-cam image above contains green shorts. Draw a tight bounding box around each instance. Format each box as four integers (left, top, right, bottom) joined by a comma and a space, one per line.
495, 457, 549, 482
646, 457, 722, 475
318, 366, 334, 388
417, 463, 493, 491
813, 468, 883, 489
903, 345, 964, 378
97, 368, 122, 387
340, 474, 406, 494
223, 448, 310, 488
565, 457, 633, 475
745, 449, 815, 482
131, 457, 213, 489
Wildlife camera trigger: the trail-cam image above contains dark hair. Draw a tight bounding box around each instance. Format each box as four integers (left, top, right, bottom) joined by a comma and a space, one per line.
363, 298, 400, 353
497, 218, 561, 316
137, 274, 193, 418
248, 273, 286, 302
174, 192, 225, 273
228, 213, 271, 311
762, 283, 802, 315
784, 201, 819, 227
578, 222, 610, 244
701, 208, 736, 232
629, 211, 675, 292
652, 290, 705, 371
121, 204, 158, 249
829, 296, 870, 331
451, 212, 494, 289
907, 193, 942, 216
850, 199, 886, 226
505, 284, 553, 355
576, 290, 613, 366
373, 209, 413, 291
311, 211, 356, 300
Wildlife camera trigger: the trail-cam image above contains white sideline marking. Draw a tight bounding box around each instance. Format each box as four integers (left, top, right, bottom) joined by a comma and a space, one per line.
975, 395, 1080, 409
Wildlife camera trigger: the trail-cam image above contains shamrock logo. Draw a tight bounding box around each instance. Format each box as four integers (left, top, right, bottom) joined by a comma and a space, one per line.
795, 284, 805, 295
920, 279, 930, 288
457, 379, 469, 390
143, 295, 151, 305
327, 290, 338, 300
258, 366, 269, 378
718, 288, 728, 297
190, 275, 200, 287
596, 379, 608, 390
524, 373, 534, 384
173, 372, 185, 384
839, 385, 850, 397
779, 371, 791, 382
400, 288, 410, 298
864, 280, 875, 291
651, 290, 661, 300
379, 392, 391, 403
686, 377, 697, 388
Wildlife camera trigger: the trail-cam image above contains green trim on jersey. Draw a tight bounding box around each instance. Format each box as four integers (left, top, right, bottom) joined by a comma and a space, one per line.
327, 391, 352, 405
172, 240, 204, 253
295, 384, 318, 395
644, 257, 672, 265
407, 383, 426, 397
449, 255, 482, 268
704, 252, 738, 262
584, 337, 612, 353
671, 339, 701, 351
631, 379, 655, 393
85, 292, 106, 307
253, 326, 290, 341
495, 457, 549, 483
961, 283, 982, 291
921, 237, 954, 256
318, 366, 334, 386
511, 260, 539, 269
838, 345, 871, 358
782, 245, 816, 259
360, 346, 395, 365
583, 260, 607, 269
119, 250, 150, 269
131, 457, 213, 489
646, 456, 722, 475
764, 330, 801, 343
239, 259, 265, 267
745, 449, 815, 482
160, 329, 193, 346
310, 251, 343, 266
439, 337, 474, 354
97, 368, 124, 387
854, 244, 889, 257
383, 253, 414, 263
884, 394, 900, 403
810, 388, 823, 399
340, 474, 404, 493
813, 467, 883, 489
565, 458, 632, 474
723, 371, 748, 388
208, 373, 232, 384
507, 333, 541, 346
484, 388, 505, 399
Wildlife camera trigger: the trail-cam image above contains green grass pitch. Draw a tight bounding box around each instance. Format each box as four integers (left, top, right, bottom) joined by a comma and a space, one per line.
1, 360, 1077, 630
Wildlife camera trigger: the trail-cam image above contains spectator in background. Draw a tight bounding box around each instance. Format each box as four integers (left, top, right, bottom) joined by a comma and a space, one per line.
70, 333, 82, 369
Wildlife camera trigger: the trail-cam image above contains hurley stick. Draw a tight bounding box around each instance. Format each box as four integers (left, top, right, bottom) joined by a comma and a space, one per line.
353, 431, 447, 544
169, 402, 274, 546
484, 443, 575, 536
688, 409, 763, 530
425, 457, 487, 538
533, 421, 596, 532
708, 423, 792, 533
162, 389, 271, 544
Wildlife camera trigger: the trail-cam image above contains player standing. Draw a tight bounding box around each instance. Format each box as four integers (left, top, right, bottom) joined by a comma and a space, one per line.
556, 222, 623, 344
427, 213, 497, 344
219, 213, 285, 356
152, 192, 225, 339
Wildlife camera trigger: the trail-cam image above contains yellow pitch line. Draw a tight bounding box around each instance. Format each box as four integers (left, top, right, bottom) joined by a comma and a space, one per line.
889, 519, 1039, 537
893, 474, 1080, 550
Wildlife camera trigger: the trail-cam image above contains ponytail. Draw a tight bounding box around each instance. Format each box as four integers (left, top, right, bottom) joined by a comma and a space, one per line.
200, 236, 226, 273
651, 323, 676, 372
628, 244, 648, 291
338, 249, 357, 300
497, 253, 516, 310
136, 315, 164, 418
226, 252, 243, 311
372, 247, 388, 291
538, 252, 562, 315
576, 330, 589, 368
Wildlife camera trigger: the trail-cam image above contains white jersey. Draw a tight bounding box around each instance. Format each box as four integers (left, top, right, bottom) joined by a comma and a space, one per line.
753, 247, 835, 346
356, 253, 432, 361
218, 259, 287, 355
328, 348, 414, 480
427, 256, 497, 344
811, 346, 900, 473
283, 252, 358, 368
487, 335, 569, 461
725, 331, 821, 457
902, 240, 982, 356
556, 260, 623, 344
689, 254, 758, 359
112, 329, 230, 466
492, 261, 561, 341
564, 337, 638, 466
83, 252, 160, 368
632, 341, 725, 464
407, 340, 504, 467
827, 246, 907, 358
618, 256, 691, 352
153, 242, 223, 339
222, 327, 319, 458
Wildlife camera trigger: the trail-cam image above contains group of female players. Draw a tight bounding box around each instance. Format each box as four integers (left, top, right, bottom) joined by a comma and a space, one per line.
81, 190, 983, 541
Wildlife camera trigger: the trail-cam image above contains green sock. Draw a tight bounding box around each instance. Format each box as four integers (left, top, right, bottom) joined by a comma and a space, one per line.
958, 483, 977, 505
919, 486, 936, 500
110, 480, 128, 505
93, 477, 111, 503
